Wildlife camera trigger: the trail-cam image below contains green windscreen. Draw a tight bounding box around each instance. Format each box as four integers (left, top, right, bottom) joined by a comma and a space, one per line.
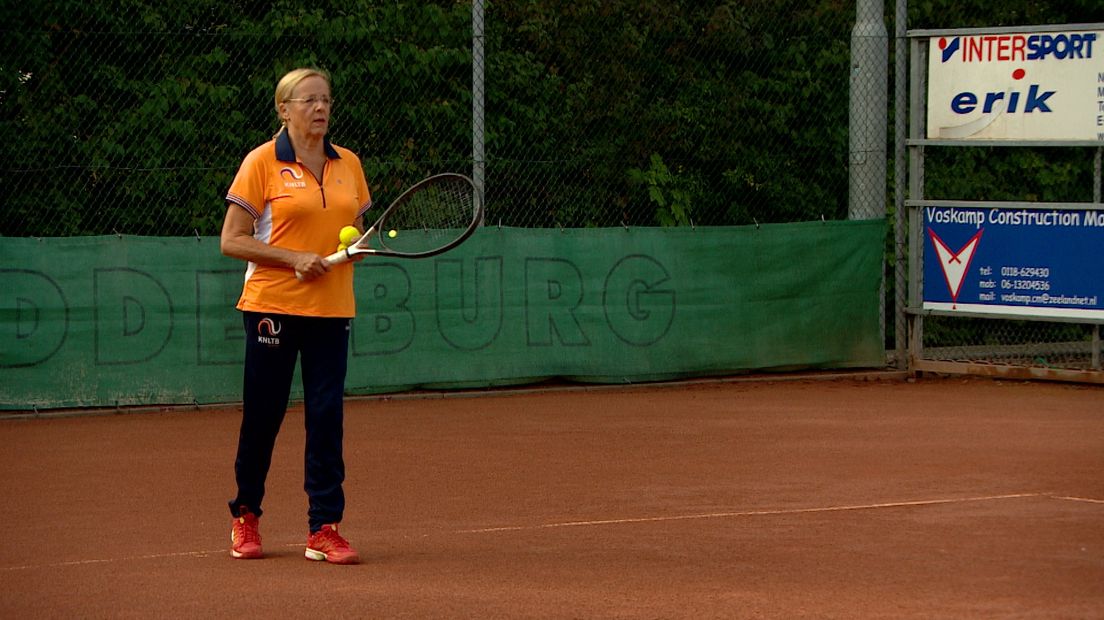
0, 221, 884, 409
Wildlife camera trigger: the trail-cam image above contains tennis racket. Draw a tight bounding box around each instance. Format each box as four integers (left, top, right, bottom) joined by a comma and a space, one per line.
297, 173, 482, 280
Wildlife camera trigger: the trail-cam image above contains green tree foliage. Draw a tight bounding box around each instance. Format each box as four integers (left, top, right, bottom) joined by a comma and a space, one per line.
908, 0, 1102, 29
486, 0, 855, 227
908, 0, 1102, 206
1, 0, 474, 235
0, 0, 1097, 235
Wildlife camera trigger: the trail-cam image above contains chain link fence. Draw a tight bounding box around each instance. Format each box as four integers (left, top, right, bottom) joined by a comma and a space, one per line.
4, 1, 1100, 376
902, 22, 1104, 377
910, 144, 1103, 374
1, 1, 861, 238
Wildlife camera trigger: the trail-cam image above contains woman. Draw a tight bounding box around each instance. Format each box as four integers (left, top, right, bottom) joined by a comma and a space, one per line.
220, 67, 370, 565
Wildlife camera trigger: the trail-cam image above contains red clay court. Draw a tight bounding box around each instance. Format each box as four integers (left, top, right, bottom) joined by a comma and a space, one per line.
1, 374, 1101, 618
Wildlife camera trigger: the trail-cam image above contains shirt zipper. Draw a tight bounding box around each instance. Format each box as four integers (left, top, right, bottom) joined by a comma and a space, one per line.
304, 162, 327, 209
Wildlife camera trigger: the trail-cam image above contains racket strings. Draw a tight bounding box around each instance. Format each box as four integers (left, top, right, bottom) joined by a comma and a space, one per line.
380, 178, 476, 253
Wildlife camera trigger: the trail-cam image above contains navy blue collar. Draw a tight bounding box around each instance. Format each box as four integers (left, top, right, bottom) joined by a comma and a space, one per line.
275, 128, 340, 162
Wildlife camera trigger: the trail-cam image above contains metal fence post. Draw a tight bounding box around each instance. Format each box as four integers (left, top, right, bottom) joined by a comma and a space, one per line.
472, 0, 486, 211
893, 0, 909, 368
849, 0, 888, 221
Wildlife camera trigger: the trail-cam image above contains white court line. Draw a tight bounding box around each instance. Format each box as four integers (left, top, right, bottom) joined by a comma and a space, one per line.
1051, 495, 1104, 505
5, 493, 1100, 571
0, 549, 222, 572
457, 493, 1046, 533
0, 543, 315, 573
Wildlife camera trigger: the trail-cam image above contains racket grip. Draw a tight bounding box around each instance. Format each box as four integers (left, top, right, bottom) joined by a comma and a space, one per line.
324, 247, 353, 265
295, 248, 353, 281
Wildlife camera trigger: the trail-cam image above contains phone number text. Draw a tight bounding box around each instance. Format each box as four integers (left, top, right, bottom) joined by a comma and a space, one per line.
1000, 266, 1051, 278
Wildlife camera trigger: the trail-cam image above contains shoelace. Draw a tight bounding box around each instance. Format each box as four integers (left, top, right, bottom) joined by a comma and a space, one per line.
235, 516, 260, 544
314, 526, 350, 550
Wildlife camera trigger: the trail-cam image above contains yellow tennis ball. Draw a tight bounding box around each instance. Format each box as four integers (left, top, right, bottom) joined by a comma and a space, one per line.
336, 243, 347, 252
338, 226, 360, 246
388, 229, 397, 238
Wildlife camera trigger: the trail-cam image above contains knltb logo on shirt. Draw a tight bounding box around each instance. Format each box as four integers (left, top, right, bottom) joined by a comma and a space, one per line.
280, 167, 307, 189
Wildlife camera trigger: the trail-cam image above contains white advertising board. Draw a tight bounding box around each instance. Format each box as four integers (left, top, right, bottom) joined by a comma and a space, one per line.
927, 30, 1103, 141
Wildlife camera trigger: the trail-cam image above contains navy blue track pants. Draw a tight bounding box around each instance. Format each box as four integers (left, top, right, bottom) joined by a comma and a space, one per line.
228, 312, 350, 533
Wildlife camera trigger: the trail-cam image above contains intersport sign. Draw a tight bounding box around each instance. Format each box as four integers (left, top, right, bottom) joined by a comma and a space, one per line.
926, 28, 1103, 142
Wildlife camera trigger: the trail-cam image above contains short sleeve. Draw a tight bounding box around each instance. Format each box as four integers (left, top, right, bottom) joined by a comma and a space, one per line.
226, 146, 269, 219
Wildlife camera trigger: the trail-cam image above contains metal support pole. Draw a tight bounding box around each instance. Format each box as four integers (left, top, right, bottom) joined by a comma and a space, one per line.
472, 0, 486, 211
893, 0, 908, 368
907, 37, 927, 371
851, 0, 889, 367
1095, 146, 1101, 205
1094, 325, 1101, 371
1094, 147, 1101, 370
849, 0, 888, 221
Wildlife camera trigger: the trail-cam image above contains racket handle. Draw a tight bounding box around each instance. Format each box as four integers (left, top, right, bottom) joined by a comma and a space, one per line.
295, 248, 353, 281
324, 247, 353, 265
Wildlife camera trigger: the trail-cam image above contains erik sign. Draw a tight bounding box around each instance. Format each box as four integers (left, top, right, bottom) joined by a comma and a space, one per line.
927, 28, 1104, 141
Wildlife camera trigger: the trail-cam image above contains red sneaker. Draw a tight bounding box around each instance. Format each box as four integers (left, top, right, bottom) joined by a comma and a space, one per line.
230, 508, 262, 559
305, 524, 360, 565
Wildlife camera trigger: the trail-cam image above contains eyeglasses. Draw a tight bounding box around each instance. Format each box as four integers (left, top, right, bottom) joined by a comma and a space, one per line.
284, 95, 334, 107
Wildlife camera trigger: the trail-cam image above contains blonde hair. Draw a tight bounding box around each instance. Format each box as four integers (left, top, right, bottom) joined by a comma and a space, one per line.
273, 67, 331, 133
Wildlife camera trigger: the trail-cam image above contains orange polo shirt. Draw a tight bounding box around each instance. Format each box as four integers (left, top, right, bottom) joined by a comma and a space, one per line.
226, 129, 372, 318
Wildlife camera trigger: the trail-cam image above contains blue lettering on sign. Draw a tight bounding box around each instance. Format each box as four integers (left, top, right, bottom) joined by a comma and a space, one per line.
950, 84, 1055, 114
1026, 33, 1096, 61
941, 33, 1097, 63
923, 206, 1104, 319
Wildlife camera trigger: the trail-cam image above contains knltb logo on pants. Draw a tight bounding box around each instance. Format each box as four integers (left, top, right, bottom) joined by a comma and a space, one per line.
257, 318, 282, 346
